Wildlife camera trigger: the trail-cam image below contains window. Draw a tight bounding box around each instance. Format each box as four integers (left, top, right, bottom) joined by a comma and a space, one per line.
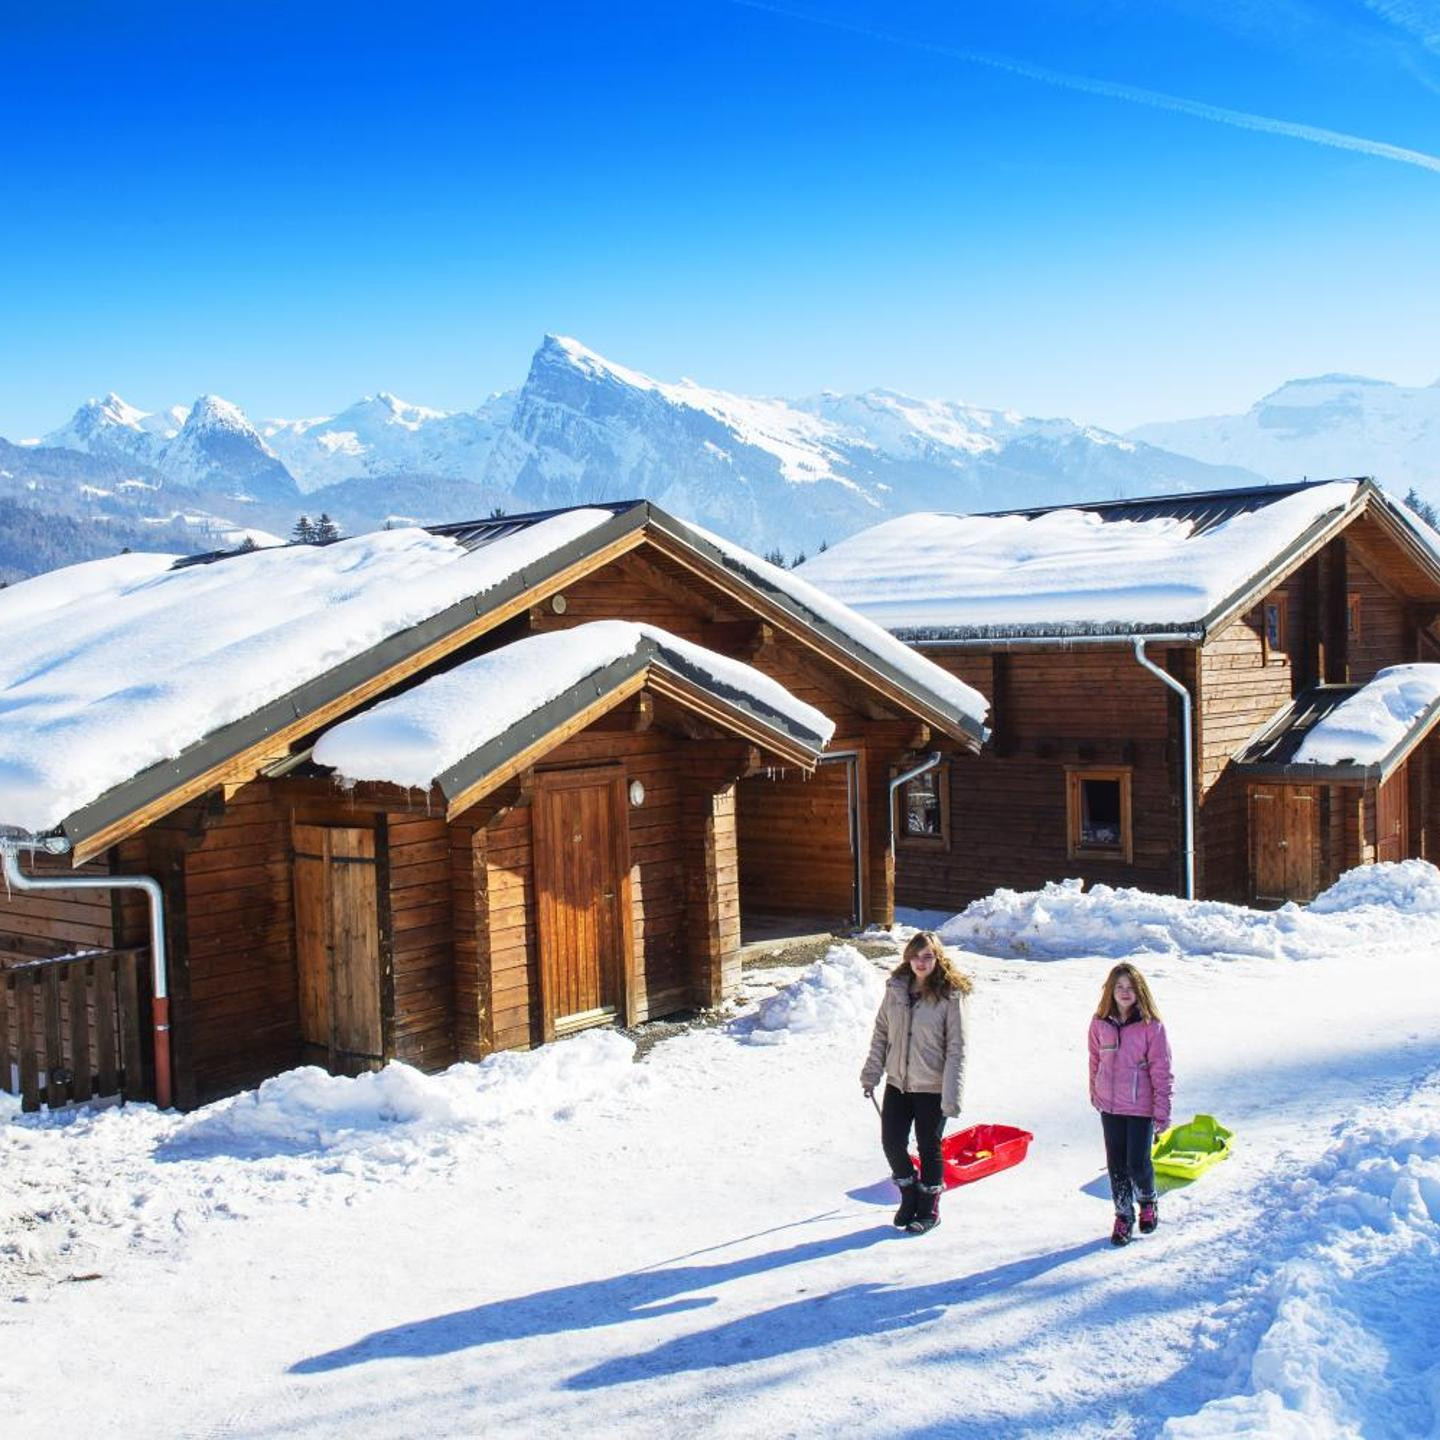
896, 765, 950, 848
1066, 768, 1133, 863
1262, 595, 1288, 664
1347, 594, 1362, 641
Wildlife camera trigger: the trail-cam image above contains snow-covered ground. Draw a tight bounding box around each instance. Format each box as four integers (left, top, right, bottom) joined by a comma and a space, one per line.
6, 866, 1440, 1438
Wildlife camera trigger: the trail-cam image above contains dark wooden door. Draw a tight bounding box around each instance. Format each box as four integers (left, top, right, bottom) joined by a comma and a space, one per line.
1377, 767, 1409, 863
293, 824, 383, 1071
1250, 785, 1319, 903
532, 768, 632, 1040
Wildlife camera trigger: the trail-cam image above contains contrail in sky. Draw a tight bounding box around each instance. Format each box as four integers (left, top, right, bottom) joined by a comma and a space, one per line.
727, 0, 1440, 175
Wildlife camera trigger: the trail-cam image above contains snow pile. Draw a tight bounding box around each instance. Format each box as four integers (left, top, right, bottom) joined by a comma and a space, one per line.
1308, 856, 1440, 914
1164, 1078, 1440, 1437
1293, 663, 1440, 766
171, 1030, 638, 1159
313, 621, 835, 789
938, 863, 1440, 961
730, 945, 883, 1045
0, 509, 612, 832
796, 482, 1359, 636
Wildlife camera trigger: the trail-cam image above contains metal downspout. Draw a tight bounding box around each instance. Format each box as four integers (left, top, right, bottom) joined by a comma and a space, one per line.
1132, 640, 1196, 901
889, 752, 943, 858
0, 837, 173, 1109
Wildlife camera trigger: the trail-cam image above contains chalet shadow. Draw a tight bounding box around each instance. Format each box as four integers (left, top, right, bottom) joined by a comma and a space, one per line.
800, 479, 1440, 913
0, 502, 986, 1110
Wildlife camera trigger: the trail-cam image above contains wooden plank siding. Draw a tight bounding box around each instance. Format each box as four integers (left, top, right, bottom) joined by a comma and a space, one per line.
384, 814, 456, 1070
899, 648, 1180, 910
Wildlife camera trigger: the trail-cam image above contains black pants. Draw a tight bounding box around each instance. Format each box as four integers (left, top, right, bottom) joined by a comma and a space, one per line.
1101, 1111, 1156, 1220
881, 1085, 946, 1187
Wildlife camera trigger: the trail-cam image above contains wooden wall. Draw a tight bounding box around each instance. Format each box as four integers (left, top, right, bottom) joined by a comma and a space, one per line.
0, 851, 115, 959
736, 761, 854, 923
385, 814, 455, 1070
900, 649, 1180, 910
1347, 548, 1412, 682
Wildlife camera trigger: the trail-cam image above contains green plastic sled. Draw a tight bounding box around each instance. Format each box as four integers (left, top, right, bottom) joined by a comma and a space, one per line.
1152, 1113, 1233, 1180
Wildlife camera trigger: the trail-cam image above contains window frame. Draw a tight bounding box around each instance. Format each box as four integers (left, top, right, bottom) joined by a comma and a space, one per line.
1346, 593, 1362, 642
1261, 595, 1289, 665
895, 762, 951, 851
1065, 766, 1133, 864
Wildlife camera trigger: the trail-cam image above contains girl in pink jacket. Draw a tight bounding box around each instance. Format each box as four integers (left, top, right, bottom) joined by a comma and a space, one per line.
1088, 963, 1173, 1247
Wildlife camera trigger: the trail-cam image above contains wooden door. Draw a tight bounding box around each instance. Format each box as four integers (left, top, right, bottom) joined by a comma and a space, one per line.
532, 768, 633, 1040
1250, 785, 1319, 903
293, 824, 383, 1071
1377, 767, 1409, 863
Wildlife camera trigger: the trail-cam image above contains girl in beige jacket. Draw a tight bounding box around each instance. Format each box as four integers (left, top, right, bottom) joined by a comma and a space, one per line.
860, 930, 972, 1234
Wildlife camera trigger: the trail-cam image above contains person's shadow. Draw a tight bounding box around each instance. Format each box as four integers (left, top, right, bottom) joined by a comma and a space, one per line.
291, 1219, 901, 1374
291, 1221, 1097, 1385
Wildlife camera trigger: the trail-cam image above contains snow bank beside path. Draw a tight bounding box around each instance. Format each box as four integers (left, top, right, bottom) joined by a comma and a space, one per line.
1163, 1077, 1440, 1438
934, 861, 1440, 961
0, 1031, 641, 1284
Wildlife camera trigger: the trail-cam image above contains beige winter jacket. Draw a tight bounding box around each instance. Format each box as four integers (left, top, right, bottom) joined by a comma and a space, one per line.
861, 976, 969, 1116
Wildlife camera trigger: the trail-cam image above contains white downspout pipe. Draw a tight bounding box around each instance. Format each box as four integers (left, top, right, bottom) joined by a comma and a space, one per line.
1132, 640, 1196, 901
0, 836, 173, 1109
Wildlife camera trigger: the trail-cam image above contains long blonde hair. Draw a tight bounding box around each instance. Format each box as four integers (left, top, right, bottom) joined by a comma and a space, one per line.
893, 930, 973, 999
1094, 963, 1161, 1023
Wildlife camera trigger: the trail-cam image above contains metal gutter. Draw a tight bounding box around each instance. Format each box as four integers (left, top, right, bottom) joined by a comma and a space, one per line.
0, 835, 172, 1110
910, 631, 1203, 651
1132, 640, 1196, 901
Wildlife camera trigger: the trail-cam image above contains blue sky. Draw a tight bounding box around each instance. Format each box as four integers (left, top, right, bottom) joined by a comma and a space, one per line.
2, 0, 1438, 437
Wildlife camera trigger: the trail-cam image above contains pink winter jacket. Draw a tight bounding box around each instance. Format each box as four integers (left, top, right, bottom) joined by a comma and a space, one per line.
1088, 1014, 1173, 1131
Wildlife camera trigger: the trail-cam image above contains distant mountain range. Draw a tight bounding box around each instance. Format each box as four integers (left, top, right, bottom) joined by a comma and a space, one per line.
2, 339, 1436, 584
1129, 374, 1440, 497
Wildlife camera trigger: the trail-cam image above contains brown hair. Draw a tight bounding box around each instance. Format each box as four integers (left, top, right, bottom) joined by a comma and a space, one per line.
1094, 963, 1161, 1023
893, 930, 973, 998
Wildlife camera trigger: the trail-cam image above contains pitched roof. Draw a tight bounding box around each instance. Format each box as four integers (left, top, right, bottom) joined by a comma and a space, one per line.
312, 621, 836, 816
1235, 664, 1440, 781
796, 479, 1440, 643
0, 501, 985, 854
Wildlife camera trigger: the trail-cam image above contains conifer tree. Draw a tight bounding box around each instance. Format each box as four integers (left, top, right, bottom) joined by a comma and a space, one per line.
292, 515, 316, 544
313, 513, 341, 544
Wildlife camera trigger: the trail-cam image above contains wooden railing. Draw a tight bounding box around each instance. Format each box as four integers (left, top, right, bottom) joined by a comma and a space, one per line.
0, 946, 150, 1112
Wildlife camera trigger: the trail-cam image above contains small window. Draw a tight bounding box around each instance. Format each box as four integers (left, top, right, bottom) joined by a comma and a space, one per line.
897, 765, 949, 849
1067, 768, 1133, 863
1262, 596, 1288, 663
1347, 594, 1362, 640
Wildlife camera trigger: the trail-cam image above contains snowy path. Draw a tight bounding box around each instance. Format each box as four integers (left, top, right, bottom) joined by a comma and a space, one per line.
6, 876, 1440, 1438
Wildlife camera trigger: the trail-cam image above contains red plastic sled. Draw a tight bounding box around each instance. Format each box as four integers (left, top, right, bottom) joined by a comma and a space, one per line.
913, 1122, 1035, 1190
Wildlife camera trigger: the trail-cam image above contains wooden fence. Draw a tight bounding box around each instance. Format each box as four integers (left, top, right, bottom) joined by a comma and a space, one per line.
0, 946, 150, 1111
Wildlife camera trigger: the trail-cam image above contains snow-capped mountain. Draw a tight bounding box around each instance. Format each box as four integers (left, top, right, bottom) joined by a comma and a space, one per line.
482, 336, 1264, 551
157, 394, 298, 504
264, 391, 516, 493
6, 336, 1282, 580
1129, 375, 1440, 495
43, 392, 189, 468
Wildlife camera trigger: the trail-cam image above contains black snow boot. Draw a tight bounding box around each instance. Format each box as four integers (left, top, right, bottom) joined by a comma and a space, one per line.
906, 1182, 943, 1234
892, 1173, 920, 1228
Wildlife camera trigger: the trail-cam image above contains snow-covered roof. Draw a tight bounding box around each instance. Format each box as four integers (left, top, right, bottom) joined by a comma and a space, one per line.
0, 499, 984, 844
313, 621, 836, 797
795, 480, 1369, 639
1292, 665, 1440, 769
0, 510, 614, 835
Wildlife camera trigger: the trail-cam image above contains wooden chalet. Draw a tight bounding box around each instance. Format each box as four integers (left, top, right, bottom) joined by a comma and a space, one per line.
0, 501, 985, 1111
799, 479, 1440, 912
